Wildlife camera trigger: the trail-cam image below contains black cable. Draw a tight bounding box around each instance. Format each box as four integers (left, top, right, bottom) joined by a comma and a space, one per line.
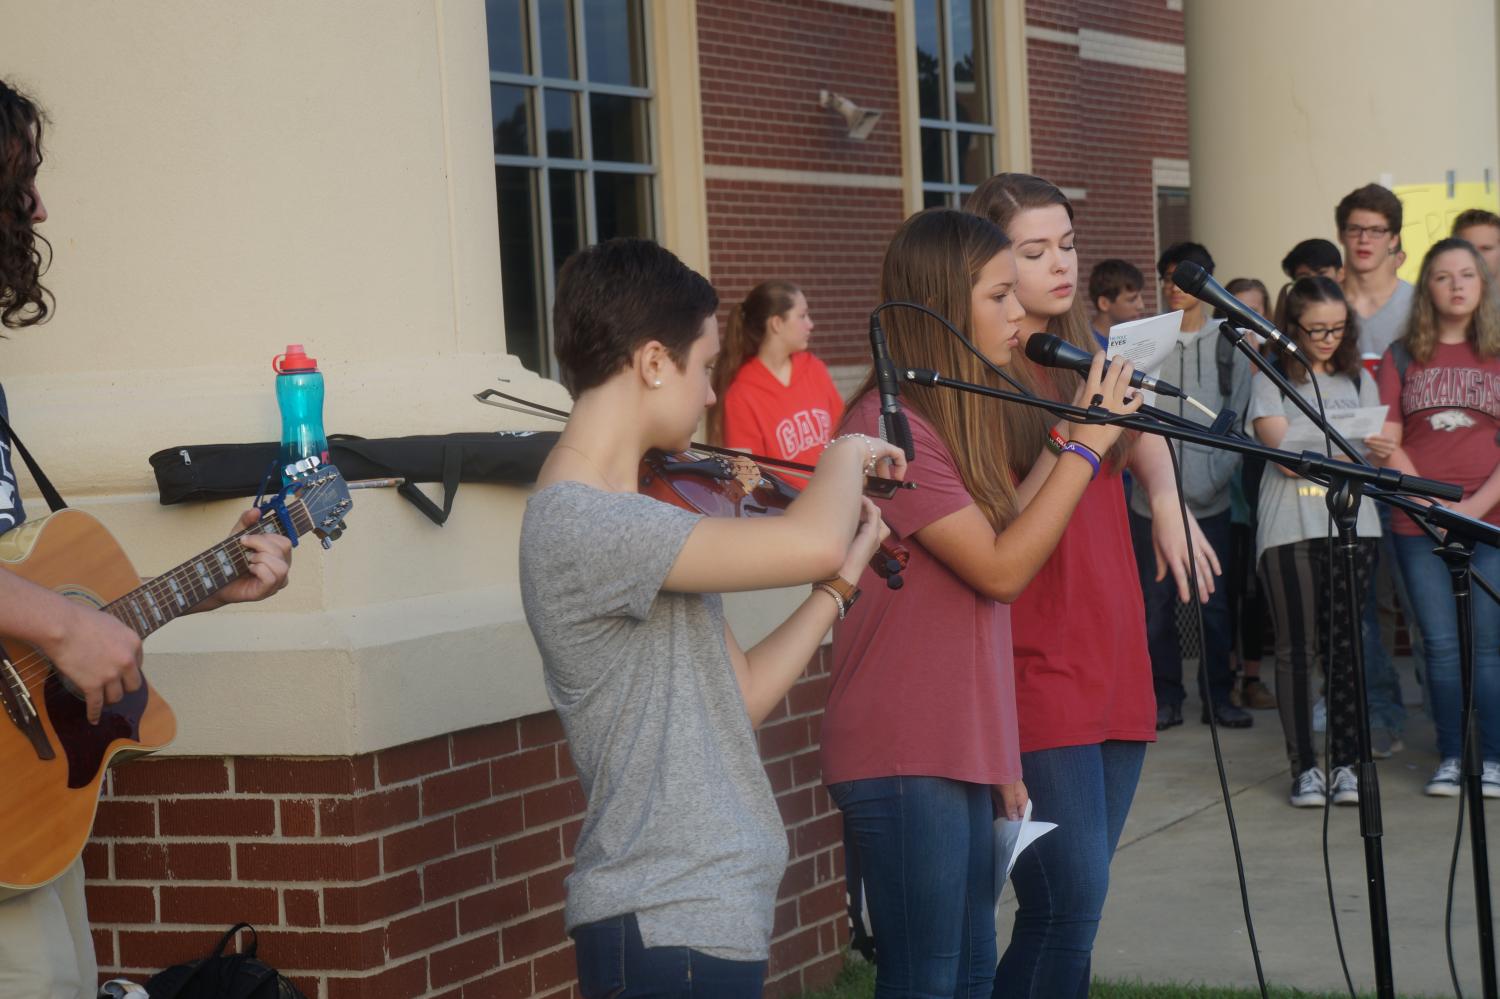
1449, 777, 1468, 998
1165, 436, 1270, 998
871, 300, 1032, 395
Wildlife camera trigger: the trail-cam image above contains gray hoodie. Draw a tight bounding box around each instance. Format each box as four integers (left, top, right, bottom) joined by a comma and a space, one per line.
1127, 321, 1252, 520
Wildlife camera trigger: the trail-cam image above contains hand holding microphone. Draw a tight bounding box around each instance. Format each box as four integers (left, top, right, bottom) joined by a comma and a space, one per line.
1064, 351, 1145, 459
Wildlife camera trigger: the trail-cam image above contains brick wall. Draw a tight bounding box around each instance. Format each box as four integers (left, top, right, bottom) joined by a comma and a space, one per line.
85, 649, 847, 999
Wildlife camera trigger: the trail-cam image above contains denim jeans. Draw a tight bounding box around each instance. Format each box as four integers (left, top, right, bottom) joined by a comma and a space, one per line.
1392, 534, 1500, 761
994, 741, 1147, 999
1128, 509, 1235, 708
830, 776, 996, 999
571, 913, 767, 999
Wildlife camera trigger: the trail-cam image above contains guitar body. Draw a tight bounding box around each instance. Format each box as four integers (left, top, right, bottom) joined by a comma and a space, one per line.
0, 509, 177, 892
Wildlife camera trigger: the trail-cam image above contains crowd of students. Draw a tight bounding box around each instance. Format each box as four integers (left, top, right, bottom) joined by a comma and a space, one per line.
520, 175, 1500, 998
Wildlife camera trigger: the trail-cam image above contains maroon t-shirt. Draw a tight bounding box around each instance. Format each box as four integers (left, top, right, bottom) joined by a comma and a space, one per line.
1378, 340, 1500, 536
822, 394, 1021, 786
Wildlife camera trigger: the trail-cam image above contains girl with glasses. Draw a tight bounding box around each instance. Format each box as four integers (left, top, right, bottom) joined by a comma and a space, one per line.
1249, 276, 1384, 807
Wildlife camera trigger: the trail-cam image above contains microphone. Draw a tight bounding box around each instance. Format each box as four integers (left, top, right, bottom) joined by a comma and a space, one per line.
870, 309, 915, 461
1171, 261, 1301, 356
1023, 333, 1186, 399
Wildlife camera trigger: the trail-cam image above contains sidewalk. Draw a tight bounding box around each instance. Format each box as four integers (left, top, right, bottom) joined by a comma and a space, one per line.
996, 658, 1496, 997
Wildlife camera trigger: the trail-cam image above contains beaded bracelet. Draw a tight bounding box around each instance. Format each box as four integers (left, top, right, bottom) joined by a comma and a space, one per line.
1045, 427, 1067, 456
825, 433, 880, 476
1059, 440, 1101, 479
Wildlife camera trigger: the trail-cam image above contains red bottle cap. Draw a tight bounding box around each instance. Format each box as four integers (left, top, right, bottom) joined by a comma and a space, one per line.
273, 344, 319, 373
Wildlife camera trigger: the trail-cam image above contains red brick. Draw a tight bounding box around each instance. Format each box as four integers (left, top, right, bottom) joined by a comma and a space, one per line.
92, 800, 155, 838
758, 717, 811, 759
423, 763, 493, 816
85, 884, 155, 923
82, 842, 109, 879
789, 749, 823, 788
494, 828, 560, 880
522, 782, 585, 828
114, 842, 231, 881
797, 880, 845, 924
159, 885, 277, 925
769, 925, 821, 976
772, 898, 797, 937
117, 929, 233, 972
158, 797, 276, 837
280, 799, 318, 837
531, 944, 577, 993
110, 757, 228, 796
377, 734, 452, 786
795, 812, 842, 857
561, 819, 583, 859
765, 758, 794, 795
456, 798, 525, 848
236, 839, 380, 883
518, 712, 565, 749
283, 887, 322, 927
501, 908, 565, 963
430, 932, 501, 988
458, 881, 529, 934
235, 756, 372, 794
557, 744, 577, 780
327, 957, 429, 999
491, 746, 557, 795
91, 928, 114, 969
452, 722, 520, 764
320, 784, 421, 836
526, 864, 568, 910
777, 857, 815, 899
324, 870, 423, 925
801, 951, 846, 994
460, 962, 532, 999
384, 816, 456, 872
256, 927, 386, 972
388, 902, 457, 959
776, 788, 815, 827
425, 848, 493, 901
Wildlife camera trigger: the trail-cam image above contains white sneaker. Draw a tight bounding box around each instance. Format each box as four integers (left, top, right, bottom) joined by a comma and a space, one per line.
1484, 761, 1500, 799
1330, 765, 1359, 805
1426, 758, 1463, 797
1312, 696, 1327, 733
1290, 767, 1327, 807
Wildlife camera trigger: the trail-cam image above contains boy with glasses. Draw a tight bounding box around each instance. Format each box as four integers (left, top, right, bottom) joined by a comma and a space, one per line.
1337, 183, 1412, 362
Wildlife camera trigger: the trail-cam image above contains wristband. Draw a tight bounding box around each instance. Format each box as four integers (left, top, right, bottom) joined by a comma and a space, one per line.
813, 575, 861, 619
1045, 427, 1067, 456
825, 434, 879, 476
1060, 441, 1101, 479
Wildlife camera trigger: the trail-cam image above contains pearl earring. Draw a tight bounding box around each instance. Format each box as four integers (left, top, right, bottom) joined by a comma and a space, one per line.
653, 378, 662, 388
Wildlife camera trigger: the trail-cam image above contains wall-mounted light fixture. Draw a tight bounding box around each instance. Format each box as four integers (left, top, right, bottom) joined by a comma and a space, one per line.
819, 89, 880, 141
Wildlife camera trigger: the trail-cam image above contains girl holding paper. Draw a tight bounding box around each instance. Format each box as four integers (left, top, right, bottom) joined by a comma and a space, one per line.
1248, 276, 1382, 808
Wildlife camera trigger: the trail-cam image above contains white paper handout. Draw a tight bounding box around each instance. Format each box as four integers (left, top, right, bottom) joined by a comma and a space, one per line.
1278, 405, 1389, 452
1106, 310, 1185, 381
993, 798, 1057, 907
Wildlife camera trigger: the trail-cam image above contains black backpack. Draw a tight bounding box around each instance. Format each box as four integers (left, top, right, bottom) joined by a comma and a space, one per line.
145, 924, 308, 999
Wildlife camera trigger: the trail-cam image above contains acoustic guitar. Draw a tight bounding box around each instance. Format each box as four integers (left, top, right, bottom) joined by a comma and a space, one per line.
0, 463, 352, 892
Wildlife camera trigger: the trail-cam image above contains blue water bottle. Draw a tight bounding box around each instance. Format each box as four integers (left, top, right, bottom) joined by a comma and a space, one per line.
273, 344, 328, 484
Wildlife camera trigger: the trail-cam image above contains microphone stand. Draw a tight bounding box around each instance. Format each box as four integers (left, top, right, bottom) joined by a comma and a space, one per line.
901, 363, 1479, 999
1216, 321, 1500, 999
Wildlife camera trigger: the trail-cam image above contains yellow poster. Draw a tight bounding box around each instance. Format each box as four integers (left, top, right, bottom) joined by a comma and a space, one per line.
1393, 180, 1500, 282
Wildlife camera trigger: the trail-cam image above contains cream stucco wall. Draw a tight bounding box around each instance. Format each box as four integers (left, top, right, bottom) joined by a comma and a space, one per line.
0, 1, 790, 756
1185, 0, 1500, 288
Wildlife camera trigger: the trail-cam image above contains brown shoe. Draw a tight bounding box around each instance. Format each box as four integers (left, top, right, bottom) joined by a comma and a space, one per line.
1240, 678, 1276, 710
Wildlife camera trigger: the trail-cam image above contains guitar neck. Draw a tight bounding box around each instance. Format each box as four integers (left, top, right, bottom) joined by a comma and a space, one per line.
103, 502, 310, 641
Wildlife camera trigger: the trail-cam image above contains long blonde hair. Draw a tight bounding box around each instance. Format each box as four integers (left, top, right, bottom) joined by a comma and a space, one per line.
853, 208, 1019, 530
1403, 237, 1500, 363
966, 173, 1131, 476
707, 279, 801, 442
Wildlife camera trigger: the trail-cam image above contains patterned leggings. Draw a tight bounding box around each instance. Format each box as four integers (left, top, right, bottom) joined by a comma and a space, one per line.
1259, 538, 1378, 775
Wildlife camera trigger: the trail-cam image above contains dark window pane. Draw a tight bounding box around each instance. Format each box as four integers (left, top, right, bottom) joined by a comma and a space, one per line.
584, 0, 647, 86
543, 89, 579, 159
590, 94, 650, 163
953, 1, 988, 124
486, 0, 528, 74
595, 172, 653, 241
956, 131, 992, 186
915, 0, 943, 119
492, 83, 532, 156
497, 166, 545, 375
538, 0, 576, 78
923, 189, 949, 209
549, 170, 586, 271
921, 127, 950, 185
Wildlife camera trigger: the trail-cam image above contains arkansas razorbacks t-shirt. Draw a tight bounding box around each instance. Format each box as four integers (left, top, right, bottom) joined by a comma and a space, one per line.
721, 352, 844, 466
1378, 340, 1500, 536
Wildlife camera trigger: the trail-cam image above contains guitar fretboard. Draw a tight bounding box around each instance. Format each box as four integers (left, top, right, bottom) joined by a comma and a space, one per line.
102, 502, 311, 640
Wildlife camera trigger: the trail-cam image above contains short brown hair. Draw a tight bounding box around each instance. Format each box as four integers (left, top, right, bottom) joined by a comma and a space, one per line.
1088, 259, 1143, 305
1335, 183, 1403, 235
552, 239, 718, 396
1274, 276, 1362, 383
1453, 208, 1500, 236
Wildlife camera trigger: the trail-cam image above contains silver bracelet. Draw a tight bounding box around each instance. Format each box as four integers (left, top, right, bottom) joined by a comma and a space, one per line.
825, 433, 879, 476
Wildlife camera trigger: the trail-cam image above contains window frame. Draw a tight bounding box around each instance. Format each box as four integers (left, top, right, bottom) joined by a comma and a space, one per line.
915, 0, 998, 208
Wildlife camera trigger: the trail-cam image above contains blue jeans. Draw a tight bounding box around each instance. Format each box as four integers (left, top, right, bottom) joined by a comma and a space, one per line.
830, 776, 996, 999
571, 913, 766, 999
994, 741, 1147, 999
1392, 534, 1500, 761
1128, 509, 1235, 708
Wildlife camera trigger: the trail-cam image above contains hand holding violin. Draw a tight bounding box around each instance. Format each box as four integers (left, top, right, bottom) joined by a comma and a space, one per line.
823, 432, 910, 483
837, 497, 893, 584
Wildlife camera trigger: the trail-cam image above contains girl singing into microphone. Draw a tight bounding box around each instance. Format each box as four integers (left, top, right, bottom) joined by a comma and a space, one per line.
823, 208, 1142, 999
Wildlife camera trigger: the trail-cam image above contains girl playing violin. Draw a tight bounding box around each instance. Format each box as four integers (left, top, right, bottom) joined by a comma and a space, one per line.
823, 208, 1142, 998
519, 237, 905, 999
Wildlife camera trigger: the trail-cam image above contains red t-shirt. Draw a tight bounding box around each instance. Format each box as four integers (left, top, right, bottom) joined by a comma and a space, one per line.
822, 394, 1021, 787
1378, 340, 1500, 536
1009, 468, 1156, 753
721, 352, 844, 466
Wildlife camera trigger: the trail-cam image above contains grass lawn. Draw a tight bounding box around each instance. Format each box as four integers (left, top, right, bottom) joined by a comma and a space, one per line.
796, 961, 1430, 999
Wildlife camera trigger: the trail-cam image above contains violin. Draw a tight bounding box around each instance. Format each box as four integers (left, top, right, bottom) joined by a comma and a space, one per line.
638, 445, 912, 590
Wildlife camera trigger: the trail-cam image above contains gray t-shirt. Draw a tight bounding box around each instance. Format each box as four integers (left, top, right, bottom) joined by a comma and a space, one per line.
518, 482, 788, 961
1248, 370, 1382, 558
1355, 280, 1413, 360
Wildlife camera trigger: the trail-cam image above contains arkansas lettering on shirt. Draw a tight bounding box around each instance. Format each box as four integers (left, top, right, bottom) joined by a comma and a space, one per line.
721, 352, 845, 466
1378, 340, 1500, 535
